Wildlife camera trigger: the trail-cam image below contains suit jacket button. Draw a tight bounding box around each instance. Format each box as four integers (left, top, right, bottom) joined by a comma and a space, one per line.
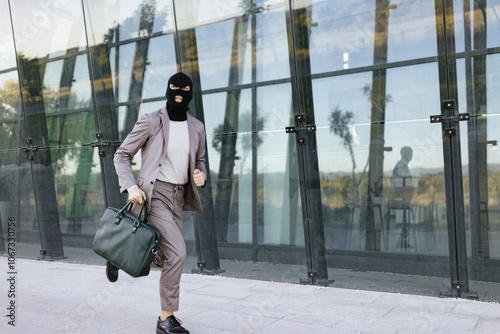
150, 181, 154, 184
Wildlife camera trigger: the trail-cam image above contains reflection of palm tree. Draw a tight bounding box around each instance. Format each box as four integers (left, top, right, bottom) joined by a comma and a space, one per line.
212, 110, 264, 169
329, 107, 368, 205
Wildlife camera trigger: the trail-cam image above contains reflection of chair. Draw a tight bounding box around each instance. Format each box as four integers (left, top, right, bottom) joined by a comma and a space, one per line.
386, 186, 416, 251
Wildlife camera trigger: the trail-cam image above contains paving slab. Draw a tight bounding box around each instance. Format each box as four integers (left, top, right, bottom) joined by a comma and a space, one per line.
1, 258, 499, 334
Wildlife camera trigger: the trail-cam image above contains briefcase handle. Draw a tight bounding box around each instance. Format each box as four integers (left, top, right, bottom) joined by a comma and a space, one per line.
115, 200, 148, 226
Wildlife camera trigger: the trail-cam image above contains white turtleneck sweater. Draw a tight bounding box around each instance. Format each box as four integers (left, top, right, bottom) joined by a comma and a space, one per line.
156, 120, 190, 185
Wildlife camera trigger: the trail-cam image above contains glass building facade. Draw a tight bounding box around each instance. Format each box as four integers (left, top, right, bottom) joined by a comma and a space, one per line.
1, 0, 500, 301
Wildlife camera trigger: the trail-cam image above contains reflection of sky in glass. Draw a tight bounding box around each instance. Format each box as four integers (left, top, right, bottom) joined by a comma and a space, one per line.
256, 84, 291, 175
0, 71, 19, 88
486, 54, 500, 164
175, 0, 244, 30
197, 19, 235, 90
257, 83, 291, 131
487, 54, 500, 115
72, 55, 92, 109
488, 1, 500, 49
118, 0, 142, 39
152, 1, 174, 33
42, 61, 64, 110
0, 1, 16, 70
197, 17, 252, 90
454, 0, 466, 53
309, 0, 376, 73
116, 43, 135, 103
256, 8, 290, 82
10, 0, 85, 59
142, 34, 177, 99
314, 62, 446, 174
309, 0, 437, 74
386, 0, 437, 62
385, 63, 441, 122
312, 72, 372, 128
202, 92, 226, 137
39, 55, 92, 111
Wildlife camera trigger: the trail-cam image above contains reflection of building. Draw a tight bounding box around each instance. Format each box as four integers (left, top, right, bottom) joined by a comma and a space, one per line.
1, 0, 499, 301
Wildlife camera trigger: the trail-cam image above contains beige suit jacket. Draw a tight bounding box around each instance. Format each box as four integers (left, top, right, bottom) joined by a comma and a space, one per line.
113, 106, 206, 216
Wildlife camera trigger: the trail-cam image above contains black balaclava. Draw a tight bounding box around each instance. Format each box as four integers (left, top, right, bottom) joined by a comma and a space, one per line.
165, 72, 193, 121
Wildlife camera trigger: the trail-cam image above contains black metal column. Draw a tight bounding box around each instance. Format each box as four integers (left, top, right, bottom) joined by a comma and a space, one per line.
434, 0, 472, 298
286, 1, 330, 285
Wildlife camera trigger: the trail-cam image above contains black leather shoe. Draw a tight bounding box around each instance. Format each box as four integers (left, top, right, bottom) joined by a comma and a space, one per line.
105, 261, 119, 283
156, 316, 189, 334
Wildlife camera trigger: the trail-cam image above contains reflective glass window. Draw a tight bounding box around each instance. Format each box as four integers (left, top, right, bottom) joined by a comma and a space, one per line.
0, 0, 16, 70
257, 83, 298, 245
256, 3, 290, 82
142, 34, 177, 99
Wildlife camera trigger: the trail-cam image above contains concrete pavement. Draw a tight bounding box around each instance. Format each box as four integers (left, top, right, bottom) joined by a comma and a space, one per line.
1, 258, 500, 333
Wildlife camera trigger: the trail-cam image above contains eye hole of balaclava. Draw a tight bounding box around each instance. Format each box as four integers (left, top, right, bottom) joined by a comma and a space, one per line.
166, 72, 193, 109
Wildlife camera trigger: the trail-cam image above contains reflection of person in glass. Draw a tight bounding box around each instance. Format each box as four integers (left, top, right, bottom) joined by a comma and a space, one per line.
390, 146, 414, 250
112, 72, 206, 334
391, 146, 413, 188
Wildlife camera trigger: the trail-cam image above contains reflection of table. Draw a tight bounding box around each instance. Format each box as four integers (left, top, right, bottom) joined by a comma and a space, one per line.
386, 187, 414, 251
386, 203, 413, 251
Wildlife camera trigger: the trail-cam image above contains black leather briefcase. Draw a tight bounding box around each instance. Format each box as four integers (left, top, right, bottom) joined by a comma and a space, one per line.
92, 201, 161, 278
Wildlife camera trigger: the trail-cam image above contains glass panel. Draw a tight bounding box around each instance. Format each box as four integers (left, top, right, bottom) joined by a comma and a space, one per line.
1, 152, 40, 259
153, 0, 174, 33
309, 0, 452, 296
203, 89, 255, 243
487, 0, 500, 49
257, 83, 299, 245
9, 0, 99, 259
0, 0, 16, 70
41, 55, 93, 114
142, 34, 177, 99
174, 0, 244, 31
256, 2, 290, 82
196, 17, 252, 90
0, 72, 21, 123
10, 0, 86, 59
54, 146, 106, 235
386, 0, 438, 63
116, 42, 136, 103
308, 0, 437, 74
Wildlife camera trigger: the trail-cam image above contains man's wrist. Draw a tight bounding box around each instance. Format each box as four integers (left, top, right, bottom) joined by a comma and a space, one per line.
127, 185, 139, 193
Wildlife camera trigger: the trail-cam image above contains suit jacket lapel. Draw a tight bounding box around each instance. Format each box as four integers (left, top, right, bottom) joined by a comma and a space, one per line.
160, 106, 169, 157
187, 113, 196, 167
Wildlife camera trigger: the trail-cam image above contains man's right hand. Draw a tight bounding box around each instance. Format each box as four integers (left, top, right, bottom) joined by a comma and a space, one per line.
128, 187, 147, 204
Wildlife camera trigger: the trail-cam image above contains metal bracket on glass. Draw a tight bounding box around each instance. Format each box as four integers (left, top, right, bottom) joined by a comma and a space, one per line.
452, 281, 465, 291
286, 114, 316, 145
430, 113, 470, 123
430, 100, 470, 137
430, 100, 470, 124
444, 128, 456, 137
20, 138, 38, 161
89, 132, 110, 157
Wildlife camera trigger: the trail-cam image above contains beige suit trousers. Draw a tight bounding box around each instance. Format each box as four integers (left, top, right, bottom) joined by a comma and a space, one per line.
148, 180, 186, 312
